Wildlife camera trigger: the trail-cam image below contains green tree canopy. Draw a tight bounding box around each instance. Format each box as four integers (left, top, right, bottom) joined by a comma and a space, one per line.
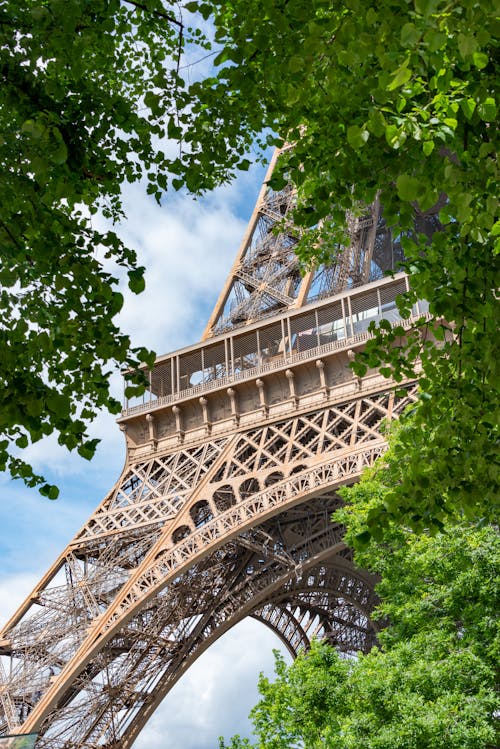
1, 0, 178, 493
0, 0, 261, 494
1, 0, 498, 506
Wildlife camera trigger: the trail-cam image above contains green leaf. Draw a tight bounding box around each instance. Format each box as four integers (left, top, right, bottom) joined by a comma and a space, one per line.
289, 56, 303, 73
128, 268, 146, 294
385, 124, 407, 148
472, 51, 488, 69
347, 125, 369, 149
167, 118, 183, 139
77, 439, 99, 460
367, 110, 387, 137
414, 0, 441, 16
144, 90, 162, 116
31, 6, 51, 22
354, 530, 371, 548
40, 483, 59, 499
477, 97, 497, 122
48, 126, 68, 165
457, 34, 477, 59
396, 174, 420, 201
48, 485, 59, 500
388, 59, 412, 90
400, 23, 421, 47
424, 29, 446, 52
21, 119, 46, 139
460, 98, 476, 120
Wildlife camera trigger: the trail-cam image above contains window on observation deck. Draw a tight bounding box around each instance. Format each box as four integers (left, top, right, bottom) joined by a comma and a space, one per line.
317, 301, 345, 345
290, 310, 317, 354
258, 321, 284, 365
350, 289, 380, 334
232, 330, 259, 374
203, 340, 227, 382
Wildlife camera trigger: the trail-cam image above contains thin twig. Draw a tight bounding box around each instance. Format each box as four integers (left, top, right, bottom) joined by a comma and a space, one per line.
123, 0, 183, 29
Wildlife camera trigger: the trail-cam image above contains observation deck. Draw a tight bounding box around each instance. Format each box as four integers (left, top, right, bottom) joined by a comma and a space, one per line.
119, 273, 428, 460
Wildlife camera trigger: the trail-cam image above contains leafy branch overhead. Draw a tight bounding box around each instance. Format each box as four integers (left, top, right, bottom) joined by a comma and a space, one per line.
1, 0, 498, 509
1, 0, 186, 493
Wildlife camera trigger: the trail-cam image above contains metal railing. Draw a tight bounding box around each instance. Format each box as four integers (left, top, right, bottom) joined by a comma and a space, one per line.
122, 307, 430, 418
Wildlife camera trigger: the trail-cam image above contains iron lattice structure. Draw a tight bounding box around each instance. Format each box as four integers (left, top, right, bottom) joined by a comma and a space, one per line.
0, 151, 432, 747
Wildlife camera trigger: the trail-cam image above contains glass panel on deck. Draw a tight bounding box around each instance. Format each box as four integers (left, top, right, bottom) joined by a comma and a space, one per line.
317, 301, 345, 345
150, 359, 173, 398
178, 349, 203, 391
350, 289, 380, 334
258, 321, 284, 366
379, 277, 407, 323
202, 341, 227, 383
290, 311, 318, 354
232, 330, 259, 374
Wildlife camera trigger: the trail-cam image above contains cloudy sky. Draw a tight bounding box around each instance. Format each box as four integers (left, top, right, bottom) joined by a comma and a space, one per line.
0, 161, 291, 747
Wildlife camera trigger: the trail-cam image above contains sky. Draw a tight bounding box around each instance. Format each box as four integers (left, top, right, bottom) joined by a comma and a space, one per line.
0, 161, 292, 747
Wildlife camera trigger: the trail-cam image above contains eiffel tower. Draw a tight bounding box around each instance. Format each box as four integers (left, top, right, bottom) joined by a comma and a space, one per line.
0, 151, 432, 748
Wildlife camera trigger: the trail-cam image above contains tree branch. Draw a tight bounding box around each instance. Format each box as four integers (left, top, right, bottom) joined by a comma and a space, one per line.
122, 0, 183, 29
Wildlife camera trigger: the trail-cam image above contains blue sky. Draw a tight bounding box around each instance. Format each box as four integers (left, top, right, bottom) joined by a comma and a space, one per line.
0, 159, 292, 747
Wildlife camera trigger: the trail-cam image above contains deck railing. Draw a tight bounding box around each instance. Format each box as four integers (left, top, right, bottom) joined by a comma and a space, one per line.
122, 274, 430, 418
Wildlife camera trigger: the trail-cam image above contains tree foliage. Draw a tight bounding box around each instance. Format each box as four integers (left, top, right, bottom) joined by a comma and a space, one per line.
1, 0, 176, 492
1, 0, 498, 510
220, 450, 499, 748
0, 0, 262, 494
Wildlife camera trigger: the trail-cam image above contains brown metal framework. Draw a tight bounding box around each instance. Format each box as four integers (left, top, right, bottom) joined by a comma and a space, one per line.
0, 150, 424, 747
202, 149, 440, 338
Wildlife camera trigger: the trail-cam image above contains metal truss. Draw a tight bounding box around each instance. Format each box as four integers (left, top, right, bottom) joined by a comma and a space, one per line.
203, 150, 440, 338
0, 149, 424, 747
0, 384, 416, 746
203, 150, 303, 337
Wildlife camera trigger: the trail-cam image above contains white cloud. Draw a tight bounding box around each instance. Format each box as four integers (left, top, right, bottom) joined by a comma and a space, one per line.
116, 185, 249, 354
